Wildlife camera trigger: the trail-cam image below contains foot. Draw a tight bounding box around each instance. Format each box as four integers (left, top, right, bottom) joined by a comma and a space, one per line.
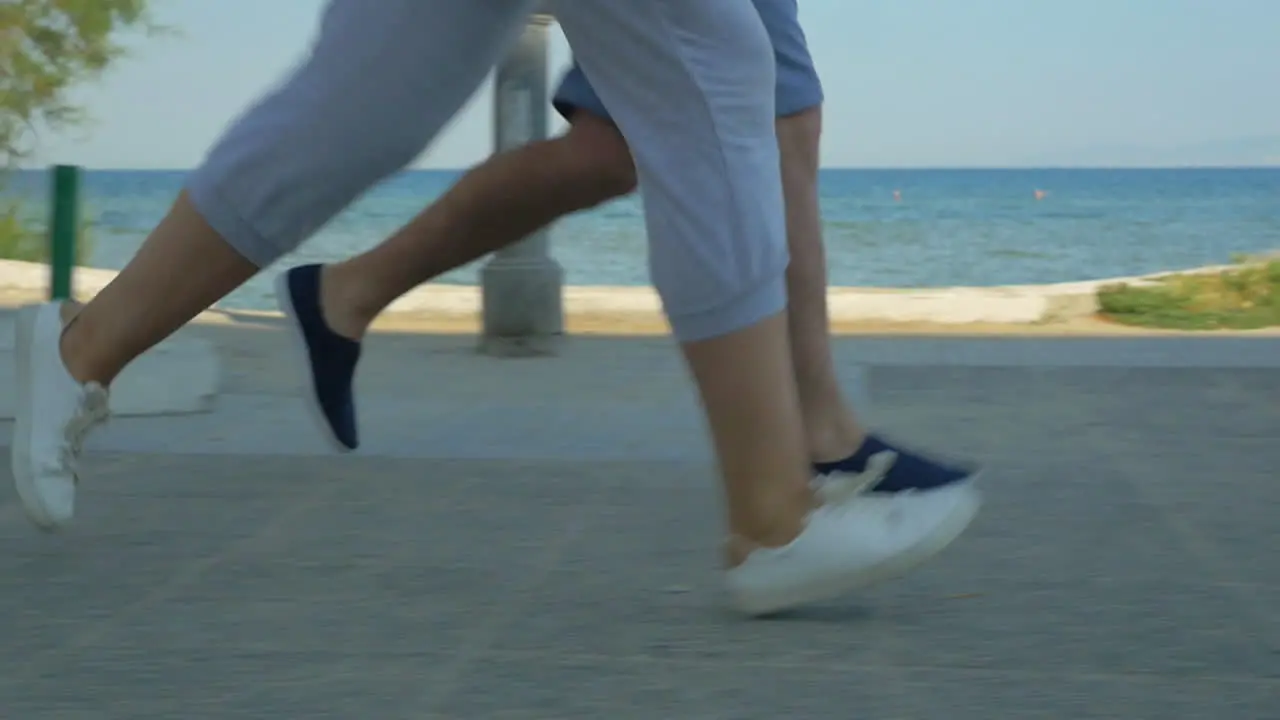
275, 264, 361, 451
814, 433, 976, 494
726, 450, 981, 616
11, 303, 110, 530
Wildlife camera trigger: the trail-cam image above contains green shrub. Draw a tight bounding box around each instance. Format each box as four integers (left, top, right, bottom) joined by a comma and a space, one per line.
1097, 261, 1280, 330
0, 201, 94, 264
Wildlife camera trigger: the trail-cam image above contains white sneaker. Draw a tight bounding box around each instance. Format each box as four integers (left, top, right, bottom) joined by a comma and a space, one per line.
11, 303, 110, 530
725, 451, 981, 616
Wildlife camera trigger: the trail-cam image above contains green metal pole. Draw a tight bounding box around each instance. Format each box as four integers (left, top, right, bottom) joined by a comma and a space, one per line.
48, 164, 80, 300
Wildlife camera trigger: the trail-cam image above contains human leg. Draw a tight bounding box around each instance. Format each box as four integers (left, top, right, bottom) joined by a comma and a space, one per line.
282, 0, 855, 462
278, 61, 636, 450
557, 0, 810, 552
777, 112, 863, 460
12, 0, 536, 528
775, 104, 974, 492
751, 0, 862, 461
286, 0, 979, 515
760, 0, 977, 493
554, 0, 978, 614
318, 114, 634, 342
67, 0, 533, 387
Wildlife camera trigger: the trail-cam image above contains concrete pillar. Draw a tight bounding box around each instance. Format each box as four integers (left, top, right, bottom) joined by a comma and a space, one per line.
479, 13, 564, 357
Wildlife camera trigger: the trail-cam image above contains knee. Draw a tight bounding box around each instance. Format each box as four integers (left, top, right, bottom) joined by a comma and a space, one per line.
558, 113, 638, 202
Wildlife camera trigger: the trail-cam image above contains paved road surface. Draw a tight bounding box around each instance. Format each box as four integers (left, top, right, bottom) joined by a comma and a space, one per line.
2, 325, 1277, 718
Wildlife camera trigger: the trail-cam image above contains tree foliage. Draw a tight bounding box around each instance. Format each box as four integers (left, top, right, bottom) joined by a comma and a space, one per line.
0, 0, 155, 167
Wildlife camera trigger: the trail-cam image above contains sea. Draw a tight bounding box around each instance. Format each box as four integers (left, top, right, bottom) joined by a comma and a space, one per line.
5, 168, 1279, 311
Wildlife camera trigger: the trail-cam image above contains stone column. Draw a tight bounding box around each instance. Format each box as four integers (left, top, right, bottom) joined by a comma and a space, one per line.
478, 13, 564, 356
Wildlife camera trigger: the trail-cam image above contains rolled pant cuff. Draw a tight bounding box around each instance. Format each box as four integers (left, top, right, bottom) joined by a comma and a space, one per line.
665, 273, 788, 342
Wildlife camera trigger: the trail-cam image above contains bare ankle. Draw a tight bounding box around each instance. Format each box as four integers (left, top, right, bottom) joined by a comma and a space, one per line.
723, 490, 817, 568
723, 522, 805, 568
57, 307, 109, 386
806, 412, 867, 463
319, 264, 377, 340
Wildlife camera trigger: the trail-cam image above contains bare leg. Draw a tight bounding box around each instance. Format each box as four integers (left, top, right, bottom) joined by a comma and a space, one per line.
312, 88, 861, 458
57, 0, 533, 385
293, 93, 969, 509
325, 103, 867, 464
276, 0, 826, 610
11, 0, 537, 529
61, 193, 256, 385
553, 2, 824, 587
322, 113, 635, 340
775, 106, 867, 461
288, 105, 812, 544
684, 312, 815, 555
775, 104, 979, 500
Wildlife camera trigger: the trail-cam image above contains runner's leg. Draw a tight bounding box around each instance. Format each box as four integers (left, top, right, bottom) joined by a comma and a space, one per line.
12, 0, 536, 528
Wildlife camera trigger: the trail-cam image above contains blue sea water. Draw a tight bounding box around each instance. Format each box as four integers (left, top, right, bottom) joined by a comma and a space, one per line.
5, 168, 1279, 311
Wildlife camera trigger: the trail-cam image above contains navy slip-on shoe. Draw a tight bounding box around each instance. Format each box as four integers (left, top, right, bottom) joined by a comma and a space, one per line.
813, 434, 977, 494
275, 264, 361, 451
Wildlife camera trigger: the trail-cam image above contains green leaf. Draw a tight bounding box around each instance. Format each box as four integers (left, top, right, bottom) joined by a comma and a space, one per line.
1, 0, 159, 167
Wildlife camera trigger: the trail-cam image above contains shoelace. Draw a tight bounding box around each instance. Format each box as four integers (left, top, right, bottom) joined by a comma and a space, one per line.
815, 450, 898, 506
52, 384, 110, 483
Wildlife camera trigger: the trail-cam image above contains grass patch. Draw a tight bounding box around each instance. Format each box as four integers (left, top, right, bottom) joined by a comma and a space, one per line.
0, 202, 93, 264
1097, 260, 1280, 330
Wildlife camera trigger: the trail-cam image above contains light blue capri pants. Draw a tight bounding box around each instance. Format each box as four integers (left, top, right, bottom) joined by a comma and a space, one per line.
185, 0, 789, 341
554, 0, 824, 121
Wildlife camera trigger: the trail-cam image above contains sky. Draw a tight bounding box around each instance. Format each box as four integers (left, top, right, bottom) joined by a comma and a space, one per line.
25, 0, 1280, 169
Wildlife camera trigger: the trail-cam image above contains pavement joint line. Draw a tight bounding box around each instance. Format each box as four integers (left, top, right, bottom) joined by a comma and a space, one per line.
413, 474, 626, 717
9, 479, 344, 686
1119, 463, 1280, 653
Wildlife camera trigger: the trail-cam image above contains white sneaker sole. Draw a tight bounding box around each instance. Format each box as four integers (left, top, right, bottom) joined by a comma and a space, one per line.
12, 304, 59, 531
274, 273, 354, 454
730, 479, 983, 616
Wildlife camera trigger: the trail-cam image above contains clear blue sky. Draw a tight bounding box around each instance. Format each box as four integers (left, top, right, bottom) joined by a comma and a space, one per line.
28, 0, 1280, 169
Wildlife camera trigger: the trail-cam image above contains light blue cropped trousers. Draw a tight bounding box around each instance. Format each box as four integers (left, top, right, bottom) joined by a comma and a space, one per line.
554, 0, 824, 121
186, 0, 789, 341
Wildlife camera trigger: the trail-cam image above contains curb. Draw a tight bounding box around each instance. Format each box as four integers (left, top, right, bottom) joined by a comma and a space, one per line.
0, 259, 1250, 326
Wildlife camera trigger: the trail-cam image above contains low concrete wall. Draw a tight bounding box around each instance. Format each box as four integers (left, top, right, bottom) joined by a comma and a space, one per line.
392, 261, 1248, 324
0, 259, 1243, 325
